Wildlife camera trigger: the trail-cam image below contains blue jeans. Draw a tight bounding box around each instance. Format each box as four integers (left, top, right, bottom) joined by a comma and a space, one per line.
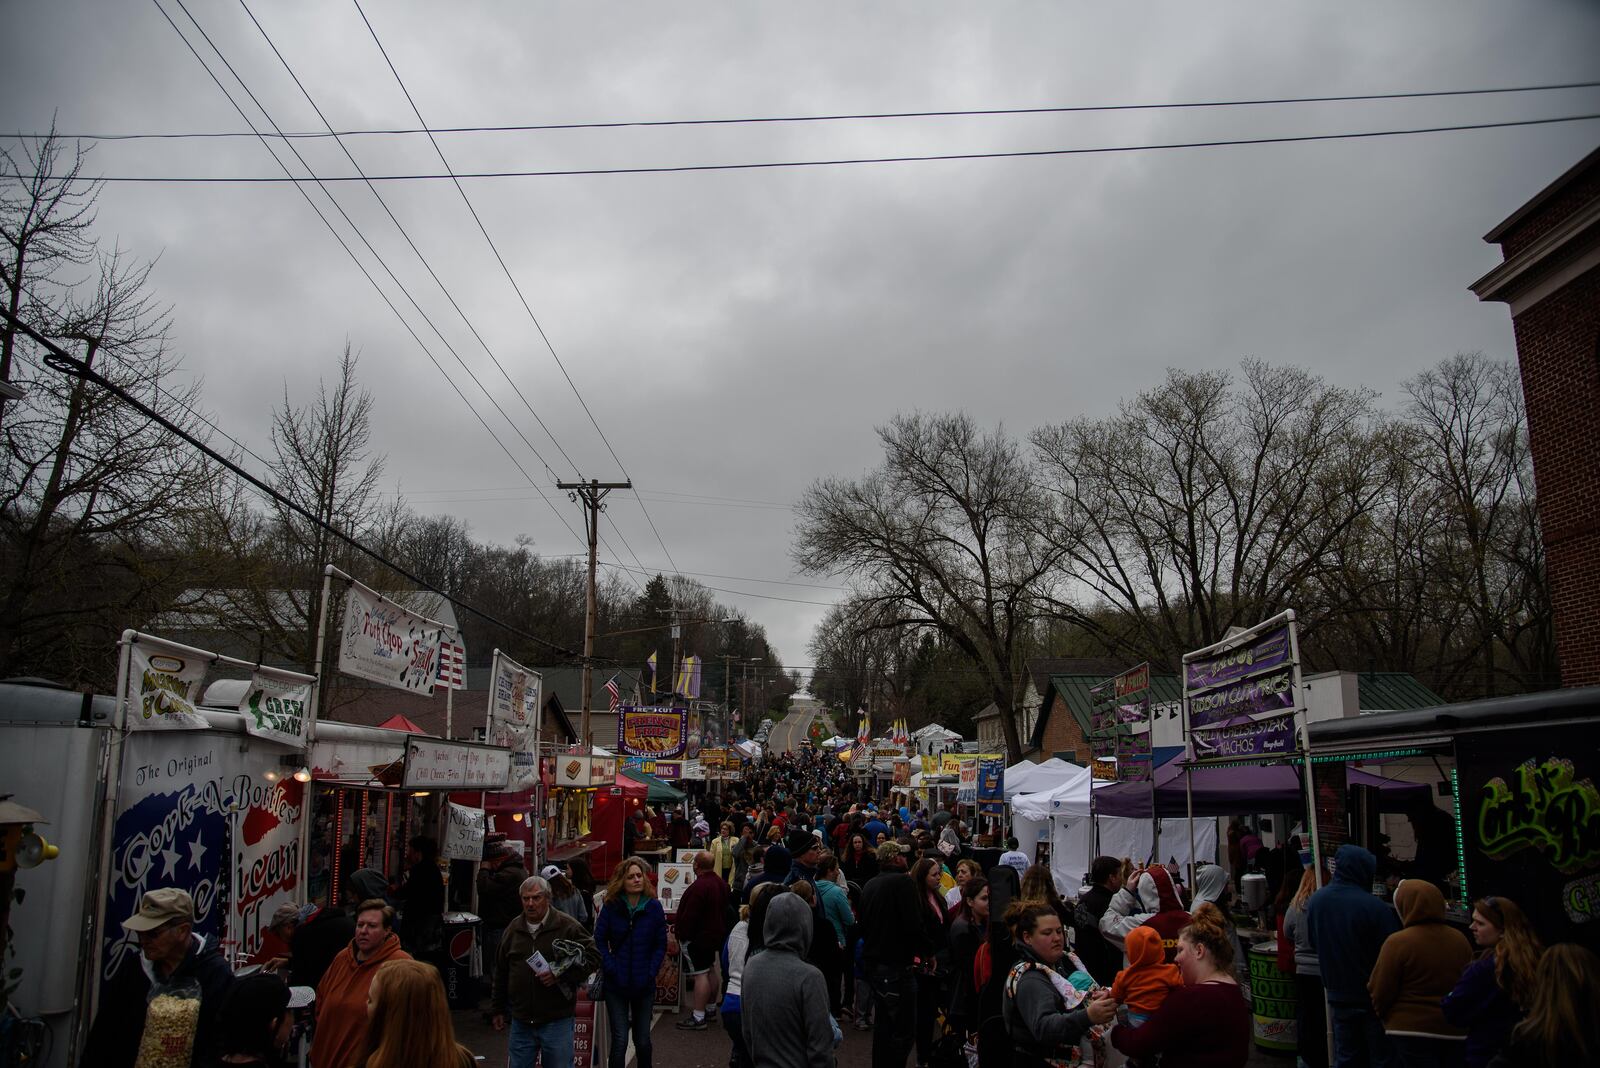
1330, 1005, 1394, 1068
604, 988, 654, 1068
509, 1016, 575, 1068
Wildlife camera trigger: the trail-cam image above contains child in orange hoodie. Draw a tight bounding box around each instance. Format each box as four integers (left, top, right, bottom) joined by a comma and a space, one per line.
1112, 924, 1184, 1039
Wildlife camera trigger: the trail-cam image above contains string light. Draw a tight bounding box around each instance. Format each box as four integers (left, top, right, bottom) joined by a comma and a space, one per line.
1452, 768, 1468, 906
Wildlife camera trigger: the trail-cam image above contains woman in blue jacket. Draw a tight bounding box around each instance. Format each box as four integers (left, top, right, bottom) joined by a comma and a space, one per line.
595, 857, 669, 1068
1442, 895, 1544, 1068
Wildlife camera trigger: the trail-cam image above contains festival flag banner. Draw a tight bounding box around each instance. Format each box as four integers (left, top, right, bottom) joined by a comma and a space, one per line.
617, 706, 689, 758
338, 582, 452, 694
977, 756, 1005, 816
238, 669, 314, 748
1116, 732, 1153, 760
647, 651, 658, 693
957, 760, 979, 803
1115, 758, 1153, 783
435, 633, 467, 690
127, 635, 209, 730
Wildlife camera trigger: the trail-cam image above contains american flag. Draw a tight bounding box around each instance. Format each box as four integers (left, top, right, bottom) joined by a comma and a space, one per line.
435, 637, 466, 690
604, 674, 622, 712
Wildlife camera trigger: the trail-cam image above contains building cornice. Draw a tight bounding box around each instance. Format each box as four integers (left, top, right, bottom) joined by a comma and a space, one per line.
1472, 196, 1600, 316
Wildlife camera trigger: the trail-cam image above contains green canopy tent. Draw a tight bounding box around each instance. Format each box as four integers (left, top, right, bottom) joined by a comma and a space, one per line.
619, 768, 686, 804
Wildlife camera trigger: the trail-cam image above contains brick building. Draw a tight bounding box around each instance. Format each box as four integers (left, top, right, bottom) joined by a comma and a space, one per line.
1472, 146, 1600, 687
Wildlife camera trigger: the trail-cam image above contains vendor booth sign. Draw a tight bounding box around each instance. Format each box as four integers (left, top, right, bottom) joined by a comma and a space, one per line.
487, 650, 541, 789
238, 669, 312, 748
442, 802, 487, 861
403, 737, 512, 790
103, 732, 305, 981
128, 636, 209, 730
617, 706, 688, 758
1191, 713, 1295, 760
1458, 726, 1600, 952
1188, 664, 1296, 730
1185, 623, 1291, 691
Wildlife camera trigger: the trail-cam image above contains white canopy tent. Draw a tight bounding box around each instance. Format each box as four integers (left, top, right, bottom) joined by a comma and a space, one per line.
1010, 764, 1094, 820
1002, 757, 1078, 800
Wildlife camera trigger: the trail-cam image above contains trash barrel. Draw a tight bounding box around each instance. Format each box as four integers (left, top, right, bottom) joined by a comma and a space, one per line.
1248, 940, 1297, 1054
440, 911, 482, 1009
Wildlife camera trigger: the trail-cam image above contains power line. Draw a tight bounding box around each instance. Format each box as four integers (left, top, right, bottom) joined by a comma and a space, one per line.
350, 0, 684, 587
77, 111, 1600, 182
234, 0, 583, 481
18, 79, 1599, 141
2, 306, 587, 661
152, 0, 587, 555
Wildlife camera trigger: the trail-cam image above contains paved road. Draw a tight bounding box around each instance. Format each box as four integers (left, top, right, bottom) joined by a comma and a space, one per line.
766, 707, 816, 753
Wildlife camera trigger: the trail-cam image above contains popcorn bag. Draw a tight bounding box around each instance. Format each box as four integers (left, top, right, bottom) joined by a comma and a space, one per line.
134, 977, 202, 1068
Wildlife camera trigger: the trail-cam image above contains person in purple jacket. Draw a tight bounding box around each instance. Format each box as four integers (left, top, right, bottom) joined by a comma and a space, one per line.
1441, 895, 1544, 1068
594, 858, 668, 1068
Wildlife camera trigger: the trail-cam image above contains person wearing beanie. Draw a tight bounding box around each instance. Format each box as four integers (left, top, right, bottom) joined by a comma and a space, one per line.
1368, 880, 1472, 1061
202, 973, 295, 1067
744, 843, 792, 900
783, 827, 822, 887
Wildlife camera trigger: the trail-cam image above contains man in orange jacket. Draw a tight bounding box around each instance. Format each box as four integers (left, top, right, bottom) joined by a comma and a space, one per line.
310, 898, 412, 1068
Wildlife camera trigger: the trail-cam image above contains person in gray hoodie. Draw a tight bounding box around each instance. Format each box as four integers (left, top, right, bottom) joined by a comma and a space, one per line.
741, 893, 836, 1068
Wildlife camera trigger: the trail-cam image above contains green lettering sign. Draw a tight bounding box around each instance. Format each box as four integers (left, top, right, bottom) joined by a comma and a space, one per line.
1478, 757, 1600, 875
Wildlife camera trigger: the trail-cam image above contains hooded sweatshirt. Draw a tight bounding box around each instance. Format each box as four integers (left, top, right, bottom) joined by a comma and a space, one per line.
1190, 864, 1230, 910
1112, 926, 1184, 1013
740, 894, 835, 1068
1367, 880, 1472, 1039
745, 844, 792, 900
1100, 866, 1191, 963
309, 932, 412, 1068
1304, 844, 1401, 1007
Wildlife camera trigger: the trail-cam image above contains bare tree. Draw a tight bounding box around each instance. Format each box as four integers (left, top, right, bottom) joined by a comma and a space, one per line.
794, 412, 1067, 761
0, 134, 217, 683
1400, 353, 1551, 694
1031, 361, 1393, 663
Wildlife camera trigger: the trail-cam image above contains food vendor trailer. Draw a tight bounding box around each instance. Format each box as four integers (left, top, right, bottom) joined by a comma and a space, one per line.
1307, 684, 1600, 953
0, 638, 510, 1068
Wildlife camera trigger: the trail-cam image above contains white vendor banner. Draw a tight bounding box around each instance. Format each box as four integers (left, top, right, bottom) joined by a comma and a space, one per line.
338, 582, 451, 693
487, 650, 541, 789
442, 802, 487, 861
128, 636, 209, 731
238, 670, 314, 749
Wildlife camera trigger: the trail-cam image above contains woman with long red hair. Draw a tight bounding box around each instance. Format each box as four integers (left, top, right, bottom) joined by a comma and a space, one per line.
357, 958, 475, 1068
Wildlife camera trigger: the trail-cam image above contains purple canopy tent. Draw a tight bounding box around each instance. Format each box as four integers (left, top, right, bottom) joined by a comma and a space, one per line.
1092, 754, 1427, 818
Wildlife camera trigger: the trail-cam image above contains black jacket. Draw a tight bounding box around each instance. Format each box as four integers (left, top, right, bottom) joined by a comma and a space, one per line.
82, 934, 235, 1068
1071, 883, 1120, 986
477, 857, 529, 929
288, 906, 354, 990
860, 870, 932, 970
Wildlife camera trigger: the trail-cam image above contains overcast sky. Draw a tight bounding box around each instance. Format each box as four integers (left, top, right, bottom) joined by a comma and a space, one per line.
4, 1, 1598, 673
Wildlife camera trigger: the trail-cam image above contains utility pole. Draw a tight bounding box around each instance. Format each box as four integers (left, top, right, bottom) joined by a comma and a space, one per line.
558, 478, 631, 747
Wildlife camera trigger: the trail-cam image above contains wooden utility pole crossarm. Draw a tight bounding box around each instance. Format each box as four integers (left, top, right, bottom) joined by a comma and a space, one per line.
558, 479, 632, 746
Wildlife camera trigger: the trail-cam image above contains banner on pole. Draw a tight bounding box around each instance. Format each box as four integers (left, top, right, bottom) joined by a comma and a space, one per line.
617, 706, 688, 758
238, 670, 313, 748
1091, 662, 1153, 733
487, 651, 542, 789
128, 636, 209, 730
338, 583, 452, 693
1188, 664, 1296, 729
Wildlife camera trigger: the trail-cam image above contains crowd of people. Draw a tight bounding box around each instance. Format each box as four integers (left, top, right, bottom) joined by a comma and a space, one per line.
81, 746, 1600, 1068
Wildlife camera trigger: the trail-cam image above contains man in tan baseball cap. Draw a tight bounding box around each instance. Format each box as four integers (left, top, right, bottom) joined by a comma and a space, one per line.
82, 887, 237, 1068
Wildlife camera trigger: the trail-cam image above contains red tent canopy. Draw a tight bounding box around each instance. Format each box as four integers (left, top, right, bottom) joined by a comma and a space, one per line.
378, 713, 428, 733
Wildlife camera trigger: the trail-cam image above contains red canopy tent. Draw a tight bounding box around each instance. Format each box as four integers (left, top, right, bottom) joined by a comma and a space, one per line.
378, 713, 427, 733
